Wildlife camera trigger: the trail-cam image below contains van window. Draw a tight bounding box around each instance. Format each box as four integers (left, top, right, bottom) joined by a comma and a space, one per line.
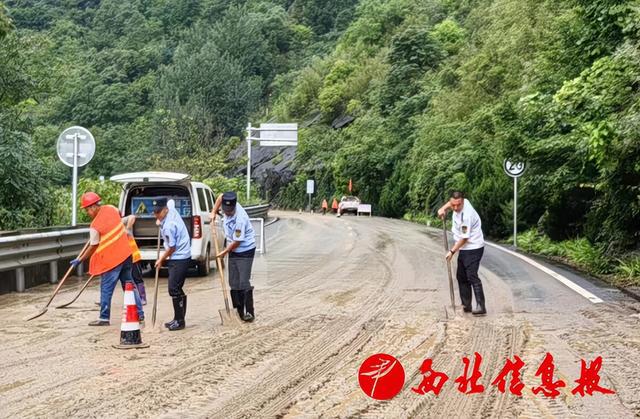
205, 189, 214, 210
197, 188, 208, 212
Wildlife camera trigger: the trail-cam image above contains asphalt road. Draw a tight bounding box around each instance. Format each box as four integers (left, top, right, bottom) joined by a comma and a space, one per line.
1, 211, 638, 418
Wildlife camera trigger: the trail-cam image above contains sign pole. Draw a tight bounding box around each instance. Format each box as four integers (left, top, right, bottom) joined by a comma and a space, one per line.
513, 176, 517, 248
57, 126, 95, 229
71, 133, 79, 227
246, 124, 252, 202
503, 159, 526, 249
308, 193, 311, 213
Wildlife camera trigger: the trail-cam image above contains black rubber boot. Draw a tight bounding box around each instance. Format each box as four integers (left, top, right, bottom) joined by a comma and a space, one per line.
471, 283, 487, 316
459, 284, 472, 312
182, 295, 187, 320
242, 288, 254, 322
231, 290, 244, 318
167, 297, 185, 330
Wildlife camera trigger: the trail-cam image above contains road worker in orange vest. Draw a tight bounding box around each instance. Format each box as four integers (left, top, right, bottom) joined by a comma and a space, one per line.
321, 199, 328, 215
71, 192, 144, 326
331, 198, 339, 214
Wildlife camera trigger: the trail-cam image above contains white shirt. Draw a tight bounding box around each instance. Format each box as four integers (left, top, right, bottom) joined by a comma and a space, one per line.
452, 199, 484, 250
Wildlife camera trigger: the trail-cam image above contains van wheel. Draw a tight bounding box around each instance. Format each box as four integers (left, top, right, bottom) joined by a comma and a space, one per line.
197, 246, 211, 276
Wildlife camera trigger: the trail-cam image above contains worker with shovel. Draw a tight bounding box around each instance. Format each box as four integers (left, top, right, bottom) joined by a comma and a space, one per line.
437, 191, 486, 316
71, 192, 144, 326
153, 198, 191, 331
211, 191, 257, 322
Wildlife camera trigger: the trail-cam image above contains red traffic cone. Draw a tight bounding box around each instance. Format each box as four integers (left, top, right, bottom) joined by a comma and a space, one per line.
113, 282, 149, 349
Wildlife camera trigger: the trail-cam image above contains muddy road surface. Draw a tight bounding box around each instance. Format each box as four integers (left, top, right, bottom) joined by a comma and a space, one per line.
1, 212, 639, 418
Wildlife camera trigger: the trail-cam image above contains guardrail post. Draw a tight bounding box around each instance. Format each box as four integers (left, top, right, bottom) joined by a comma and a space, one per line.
49, 261, 58, 284
16, 268, 25, 292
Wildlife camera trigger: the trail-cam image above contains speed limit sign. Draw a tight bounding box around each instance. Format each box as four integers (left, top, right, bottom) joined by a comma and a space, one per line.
503, 158, 527, 248
503, 159, 526, 178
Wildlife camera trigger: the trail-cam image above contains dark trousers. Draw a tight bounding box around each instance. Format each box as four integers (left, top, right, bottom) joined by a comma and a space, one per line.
456, 247, 484, 308
167, 259, 190, 298
131, 262, 143, 284
228, 248, 255, 291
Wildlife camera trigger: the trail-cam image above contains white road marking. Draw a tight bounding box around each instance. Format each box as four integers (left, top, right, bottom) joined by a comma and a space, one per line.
485, 242, 604, 304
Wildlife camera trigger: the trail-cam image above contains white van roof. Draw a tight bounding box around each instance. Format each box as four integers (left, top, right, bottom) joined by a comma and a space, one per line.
110, 172, 191, 184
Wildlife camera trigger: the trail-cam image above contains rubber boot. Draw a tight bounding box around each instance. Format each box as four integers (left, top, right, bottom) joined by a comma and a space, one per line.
471, 283, 487, 316
242, 288, 254, 322
182, 295, 187, 320
459, 284, 473, 312
167, 297, 185, 330
231, 290, 244, 318
137, 282, 147, 305
164, 301, 175, 327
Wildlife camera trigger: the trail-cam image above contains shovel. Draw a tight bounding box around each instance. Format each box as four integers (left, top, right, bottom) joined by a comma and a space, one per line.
151, 227, 161, 327
55, 275, 97, 309
26, 240, 91, 321
212, 222, 241, 325
442, 216, 456, 316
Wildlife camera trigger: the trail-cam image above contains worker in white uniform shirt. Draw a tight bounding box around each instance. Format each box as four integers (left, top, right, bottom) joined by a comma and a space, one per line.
438, 191, 487, 316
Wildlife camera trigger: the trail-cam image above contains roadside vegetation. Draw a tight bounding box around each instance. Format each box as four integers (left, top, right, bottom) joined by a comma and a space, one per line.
0, 0, 637, 283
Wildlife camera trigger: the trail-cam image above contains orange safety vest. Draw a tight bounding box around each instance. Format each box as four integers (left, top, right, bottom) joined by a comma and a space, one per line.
331, 198, 338, 209
129, 235, 141, 263
89, 205, 132, 276
322, 199, 328, 209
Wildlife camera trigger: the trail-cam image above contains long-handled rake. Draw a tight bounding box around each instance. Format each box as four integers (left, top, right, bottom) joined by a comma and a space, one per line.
442, 216, 456, 316
151, 228, 161, 327
26, 240, 91, 321
55, 275, 97, 309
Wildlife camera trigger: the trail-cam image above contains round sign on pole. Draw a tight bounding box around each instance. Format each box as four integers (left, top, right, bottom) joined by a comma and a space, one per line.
503, 159, 526, 178
56, 126, 96, 167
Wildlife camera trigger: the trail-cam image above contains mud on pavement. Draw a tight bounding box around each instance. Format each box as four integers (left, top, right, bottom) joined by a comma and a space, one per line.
1, 212, 639, 418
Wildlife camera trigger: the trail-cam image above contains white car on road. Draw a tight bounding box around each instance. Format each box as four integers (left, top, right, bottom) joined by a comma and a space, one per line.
111, 171, 224, 276
338, 196, 360, 216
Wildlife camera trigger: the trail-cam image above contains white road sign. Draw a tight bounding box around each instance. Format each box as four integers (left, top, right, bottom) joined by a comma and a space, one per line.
503, 159, 526, 178
247, 123, 298, 146
56, 126, 95, 167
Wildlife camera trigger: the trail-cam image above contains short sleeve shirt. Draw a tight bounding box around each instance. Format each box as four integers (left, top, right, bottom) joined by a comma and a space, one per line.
452, 199, 484, 250
223, 203, 256, 253
160, 207, 191, 260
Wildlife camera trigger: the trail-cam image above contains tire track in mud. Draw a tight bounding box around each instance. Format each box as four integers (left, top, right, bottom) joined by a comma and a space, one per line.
204, 228, 402, 417
13, 216, 385, 417
4, 213, 640, 418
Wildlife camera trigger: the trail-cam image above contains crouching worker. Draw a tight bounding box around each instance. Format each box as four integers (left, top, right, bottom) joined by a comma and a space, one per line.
211, 191, 257, 322
123, 214, 147, 304
153, 198, 191, 331
72, 192, 144, 326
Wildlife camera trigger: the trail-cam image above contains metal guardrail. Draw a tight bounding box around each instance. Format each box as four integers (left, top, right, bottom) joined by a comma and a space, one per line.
0, 204, 269, 293
0, 224, 89, 239
245, 204, 270, 219
0, 229, 89, 272
0, 228, 89, 292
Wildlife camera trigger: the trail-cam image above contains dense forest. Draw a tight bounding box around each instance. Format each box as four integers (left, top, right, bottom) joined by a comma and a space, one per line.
0, 1, 639, 278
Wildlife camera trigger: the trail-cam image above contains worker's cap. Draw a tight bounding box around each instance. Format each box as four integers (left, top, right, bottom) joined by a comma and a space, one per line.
152, 198, 168, 213
221, 191, 237, 212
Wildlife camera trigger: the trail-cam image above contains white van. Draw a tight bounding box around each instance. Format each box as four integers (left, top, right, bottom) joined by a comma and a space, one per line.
110, 172, 224, 276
